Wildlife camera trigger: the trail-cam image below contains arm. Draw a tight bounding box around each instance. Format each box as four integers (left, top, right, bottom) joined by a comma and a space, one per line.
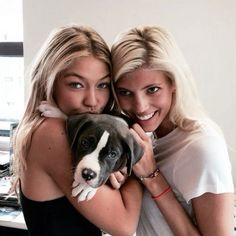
131, 123, 235, 236
130, 124, 201, 236
28, 118, 143, 236
192, 192, 234, 236
140, 174, 201, 236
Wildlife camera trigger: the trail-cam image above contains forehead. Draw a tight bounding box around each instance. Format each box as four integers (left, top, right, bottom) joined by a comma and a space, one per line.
69, 56, 107, 70
116, 68, 168, 89
64, 56, 110, 81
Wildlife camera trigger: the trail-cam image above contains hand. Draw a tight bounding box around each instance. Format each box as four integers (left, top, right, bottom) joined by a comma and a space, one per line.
109, 167, 128, 189
130, 124, 157, 178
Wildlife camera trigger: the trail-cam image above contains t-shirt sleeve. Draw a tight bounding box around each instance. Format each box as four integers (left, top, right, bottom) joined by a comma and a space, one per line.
173, 134, 234, 203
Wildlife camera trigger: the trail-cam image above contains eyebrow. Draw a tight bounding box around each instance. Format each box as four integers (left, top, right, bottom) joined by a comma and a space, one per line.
63, 72, 110, 81
143, 83, 162, 89
116, 83, 161, 90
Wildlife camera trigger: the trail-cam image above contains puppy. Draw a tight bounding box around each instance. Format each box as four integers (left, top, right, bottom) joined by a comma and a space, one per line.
39, 102, 143, 201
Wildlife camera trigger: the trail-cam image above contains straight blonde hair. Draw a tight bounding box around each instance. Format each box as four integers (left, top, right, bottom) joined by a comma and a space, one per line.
13, 25, 112, 187
111, 25, 209, 130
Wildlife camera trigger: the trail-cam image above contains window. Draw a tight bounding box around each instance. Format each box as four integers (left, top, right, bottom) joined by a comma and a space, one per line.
0, 0, 24, 123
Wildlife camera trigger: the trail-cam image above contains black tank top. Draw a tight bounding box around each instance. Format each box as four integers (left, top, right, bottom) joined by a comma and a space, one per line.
20, 191, 101, 236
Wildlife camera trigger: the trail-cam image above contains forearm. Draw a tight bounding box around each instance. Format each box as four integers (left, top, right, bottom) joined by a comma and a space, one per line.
142, 173, 201, 236
75, 176, 142, 236
114, 176, 143, 235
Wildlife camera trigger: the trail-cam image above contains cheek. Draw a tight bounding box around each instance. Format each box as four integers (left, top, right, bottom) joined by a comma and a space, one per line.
57, 94, 82, 114
117, 96, 131, 109
102, 91, 110, 102
99, 91, 111, 107
157, 92, 174, 112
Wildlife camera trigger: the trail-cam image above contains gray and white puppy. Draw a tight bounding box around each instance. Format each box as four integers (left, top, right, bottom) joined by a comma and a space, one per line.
39, 102, 143, 201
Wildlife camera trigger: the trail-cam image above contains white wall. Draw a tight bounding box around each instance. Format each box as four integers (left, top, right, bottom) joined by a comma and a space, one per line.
23, 0, 236, 182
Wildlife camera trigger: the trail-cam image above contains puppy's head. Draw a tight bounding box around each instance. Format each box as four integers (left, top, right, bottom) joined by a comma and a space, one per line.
66, 114, 143, 188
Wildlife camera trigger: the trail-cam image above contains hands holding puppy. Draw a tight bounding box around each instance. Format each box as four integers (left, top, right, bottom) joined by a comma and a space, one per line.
109, 167, 128, 189
129, 124, 157, 179
110, 123, 157, 189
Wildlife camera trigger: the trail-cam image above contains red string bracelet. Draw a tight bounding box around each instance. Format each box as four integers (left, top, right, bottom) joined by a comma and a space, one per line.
151, 186, 171, 200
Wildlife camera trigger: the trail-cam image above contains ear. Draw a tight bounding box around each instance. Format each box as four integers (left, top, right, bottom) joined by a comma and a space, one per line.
66, 114, 91, 150
124, 134, 144, 175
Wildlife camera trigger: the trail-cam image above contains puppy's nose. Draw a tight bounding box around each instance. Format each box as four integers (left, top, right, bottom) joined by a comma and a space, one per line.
82, 168, 97, 181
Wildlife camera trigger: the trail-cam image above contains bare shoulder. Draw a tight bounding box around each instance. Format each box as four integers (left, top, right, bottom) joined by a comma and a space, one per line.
28, 117, 72, 182
23, 118, 71, 199
29, 117, 70, 166
37, 117, 66, 136
33, 118, 68, 146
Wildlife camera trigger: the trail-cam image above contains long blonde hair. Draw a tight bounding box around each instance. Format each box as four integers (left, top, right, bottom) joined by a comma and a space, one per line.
111, 25, 209, 130
13, 25, 112, 186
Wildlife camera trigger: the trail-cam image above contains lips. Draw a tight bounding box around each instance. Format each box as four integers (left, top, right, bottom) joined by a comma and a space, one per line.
133, 111, 160, 132
136, 111, 156, 121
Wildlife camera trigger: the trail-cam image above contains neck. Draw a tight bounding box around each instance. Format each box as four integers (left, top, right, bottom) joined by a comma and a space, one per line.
155, 121, 176, 138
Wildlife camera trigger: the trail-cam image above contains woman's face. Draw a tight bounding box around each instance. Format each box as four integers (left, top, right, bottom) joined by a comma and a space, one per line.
54, 56, 111, 116
115, 68, 175, 132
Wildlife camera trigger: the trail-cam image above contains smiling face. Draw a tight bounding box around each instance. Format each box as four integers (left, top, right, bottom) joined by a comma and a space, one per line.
115, 68, 176, 135
53, 55, 111, 116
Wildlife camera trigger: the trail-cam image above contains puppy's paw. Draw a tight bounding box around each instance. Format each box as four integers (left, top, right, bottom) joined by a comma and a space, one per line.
38, 101, 67, 119
72, 182, 97, 201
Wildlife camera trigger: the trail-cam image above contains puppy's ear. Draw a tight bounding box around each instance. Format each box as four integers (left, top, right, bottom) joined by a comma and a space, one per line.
66, 114, 91, 150
124, 134, 143, 175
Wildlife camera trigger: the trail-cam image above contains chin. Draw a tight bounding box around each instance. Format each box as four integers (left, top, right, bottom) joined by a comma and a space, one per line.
137, 122, 156, 132
144, 127, 157, 133
137, 118, 159, 132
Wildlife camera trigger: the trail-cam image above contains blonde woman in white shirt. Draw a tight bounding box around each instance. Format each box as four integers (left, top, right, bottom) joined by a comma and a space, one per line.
111, 25, 234, 236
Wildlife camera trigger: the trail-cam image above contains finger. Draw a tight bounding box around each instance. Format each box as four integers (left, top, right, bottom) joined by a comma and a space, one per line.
130, 128, 142, 143
132, 123, 150, 141
130, 128, 145, 148
120, 166, 128, 175
109, 174, 121, 189
114, 171, 126, 182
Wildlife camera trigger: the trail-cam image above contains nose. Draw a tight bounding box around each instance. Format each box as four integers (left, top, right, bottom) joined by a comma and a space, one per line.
84, 88, 97, 107
133, 95, 149, 113
82, 168, 97, 181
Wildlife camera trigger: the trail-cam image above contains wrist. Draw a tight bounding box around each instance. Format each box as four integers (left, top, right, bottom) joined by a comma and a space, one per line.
138, 167, 160, 182
140, 170, 170, 197
151, 186, 172, 200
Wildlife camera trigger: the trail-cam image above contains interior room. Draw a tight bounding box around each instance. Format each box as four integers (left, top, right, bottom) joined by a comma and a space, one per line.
0, 0, 235, 235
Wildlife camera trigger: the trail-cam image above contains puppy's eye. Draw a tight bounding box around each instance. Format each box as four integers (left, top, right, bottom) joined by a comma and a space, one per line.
108, 151, 117, 159
80, 138, 90, 150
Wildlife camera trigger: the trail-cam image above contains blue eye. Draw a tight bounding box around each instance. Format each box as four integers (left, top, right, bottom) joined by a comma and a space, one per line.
98, 82, 110, 89
118, 89, 131, 96
147, 86, 159, 94
69, 82, 83, 89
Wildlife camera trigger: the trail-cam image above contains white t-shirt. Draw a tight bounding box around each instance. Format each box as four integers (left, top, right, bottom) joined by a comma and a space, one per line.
136, 120, 234, 236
